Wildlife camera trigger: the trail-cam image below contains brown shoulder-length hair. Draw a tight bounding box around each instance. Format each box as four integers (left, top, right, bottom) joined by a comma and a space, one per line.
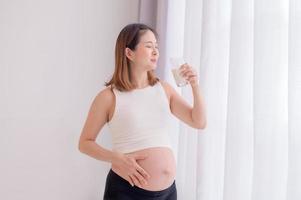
105, 23, 160, 92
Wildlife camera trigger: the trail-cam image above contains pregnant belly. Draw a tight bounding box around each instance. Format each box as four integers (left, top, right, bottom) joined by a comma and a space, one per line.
126, 147, 177, 191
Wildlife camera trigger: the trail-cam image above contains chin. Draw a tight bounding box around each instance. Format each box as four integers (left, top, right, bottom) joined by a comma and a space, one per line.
150, 63, 158, 69
149, 67, 157, 71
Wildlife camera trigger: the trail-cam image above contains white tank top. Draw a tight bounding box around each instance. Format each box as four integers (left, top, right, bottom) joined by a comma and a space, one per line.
107, 81, 173, 153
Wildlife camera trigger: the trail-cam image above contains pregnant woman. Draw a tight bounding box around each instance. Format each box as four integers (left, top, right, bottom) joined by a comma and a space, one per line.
78, 23, 206, 200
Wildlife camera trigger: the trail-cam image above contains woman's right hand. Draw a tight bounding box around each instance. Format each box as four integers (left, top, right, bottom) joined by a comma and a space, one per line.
111, 151, 151, 187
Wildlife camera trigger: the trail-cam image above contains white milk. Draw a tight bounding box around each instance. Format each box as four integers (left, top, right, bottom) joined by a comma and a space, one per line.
170, 57, 188, 87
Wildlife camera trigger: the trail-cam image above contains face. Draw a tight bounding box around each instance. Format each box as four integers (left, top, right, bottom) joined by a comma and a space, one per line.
126, 30, 159, 71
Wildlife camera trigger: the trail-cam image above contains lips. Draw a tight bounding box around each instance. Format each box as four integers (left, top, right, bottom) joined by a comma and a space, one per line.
150, 59, 157, 63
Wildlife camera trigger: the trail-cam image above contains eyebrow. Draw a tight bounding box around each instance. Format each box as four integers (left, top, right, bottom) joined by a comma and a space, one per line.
143, 41, 158, 44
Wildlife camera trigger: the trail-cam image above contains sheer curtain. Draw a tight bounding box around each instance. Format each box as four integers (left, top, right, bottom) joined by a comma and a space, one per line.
140, 0, 301, 199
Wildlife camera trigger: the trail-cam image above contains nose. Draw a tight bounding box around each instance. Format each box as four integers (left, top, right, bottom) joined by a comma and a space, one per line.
152, 48, 158, 55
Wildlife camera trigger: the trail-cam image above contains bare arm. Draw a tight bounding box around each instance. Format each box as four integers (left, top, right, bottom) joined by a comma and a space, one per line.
78, 87, 115, 163
190, 84, 207, 129
162, 81, 206, 129
161, 60, 207, 129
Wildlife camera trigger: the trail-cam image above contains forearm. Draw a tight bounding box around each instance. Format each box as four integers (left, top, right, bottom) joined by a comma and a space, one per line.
79, 140, 116, 163
191, 84, 207, 128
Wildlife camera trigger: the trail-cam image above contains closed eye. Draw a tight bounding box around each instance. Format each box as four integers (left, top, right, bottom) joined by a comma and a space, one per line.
146, 45, 159, 49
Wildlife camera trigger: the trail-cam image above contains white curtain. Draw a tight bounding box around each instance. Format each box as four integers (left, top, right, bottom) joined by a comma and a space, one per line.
140, 0, 301, 199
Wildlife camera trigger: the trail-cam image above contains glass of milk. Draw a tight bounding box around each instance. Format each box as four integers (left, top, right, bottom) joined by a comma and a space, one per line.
170, 57, 188, 87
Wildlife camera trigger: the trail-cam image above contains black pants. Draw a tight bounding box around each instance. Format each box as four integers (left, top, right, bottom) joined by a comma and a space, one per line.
103, 169, 177, 200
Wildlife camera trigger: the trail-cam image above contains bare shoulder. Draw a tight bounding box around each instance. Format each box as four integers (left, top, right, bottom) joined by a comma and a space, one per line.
92, 86, 115, 119
95, 86, 114, 104
98, 86, 115, 98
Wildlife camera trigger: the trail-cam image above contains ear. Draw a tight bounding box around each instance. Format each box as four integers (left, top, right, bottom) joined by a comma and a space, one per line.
125, 47, 135, 61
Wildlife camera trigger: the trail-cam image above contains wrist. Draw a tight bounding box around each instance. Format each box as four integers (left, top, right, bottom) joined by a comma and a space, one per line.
110, 151, 123, 164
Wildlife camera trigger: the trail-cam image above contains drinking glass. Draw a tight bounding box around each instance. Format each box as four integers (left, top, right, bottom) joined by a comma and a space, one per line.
170, 57, 188, 87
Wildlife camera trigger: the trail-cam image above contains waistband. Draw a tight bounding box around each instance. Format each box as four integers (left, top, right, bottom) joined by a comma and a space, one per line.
107, 169, 176, 197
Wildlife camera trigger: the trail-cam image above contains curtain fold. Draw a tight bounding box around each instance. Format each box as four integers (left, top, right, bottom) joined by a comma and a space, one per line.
252, 0, 289, 199
223, 0, 254, 199
287, 0, 301, 199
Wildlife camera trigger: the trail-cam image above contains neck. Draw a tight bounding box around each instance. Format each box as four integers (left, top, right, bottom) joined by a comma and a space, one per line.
133, 77, 149, 89
130, 66, 149, 88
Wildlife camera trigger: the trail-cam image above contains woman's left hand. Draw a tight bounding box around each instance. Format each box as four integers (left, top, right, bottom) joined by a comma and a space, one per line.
179, 63, 199, 87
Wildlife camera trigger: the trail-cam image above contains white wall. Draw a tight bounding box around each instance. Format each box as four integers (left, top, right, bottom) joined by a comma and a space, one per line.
0, 0, 140, 199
